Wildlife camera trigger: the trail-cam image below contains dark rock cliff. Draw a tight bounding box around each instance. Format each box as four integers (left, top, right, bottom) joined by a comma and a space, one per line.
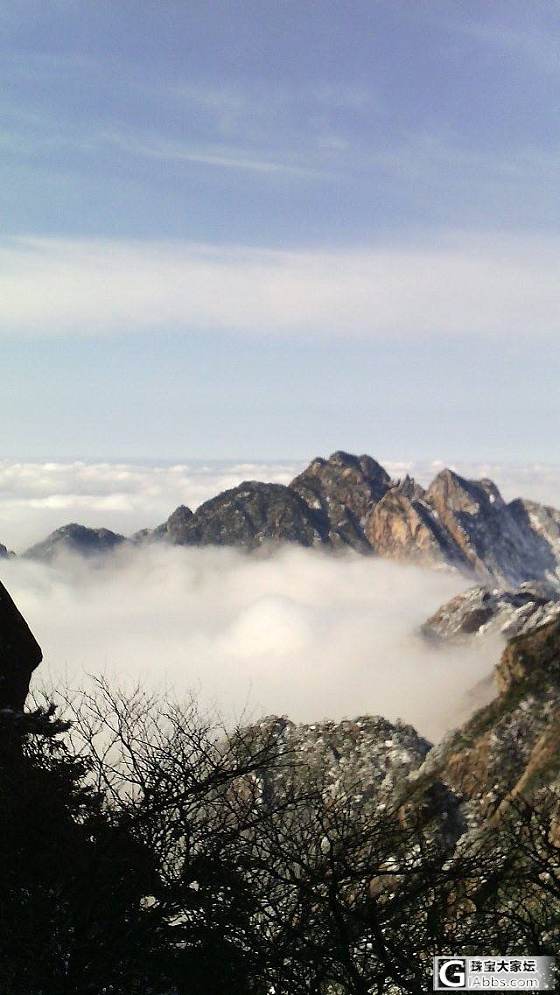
0, 581, 42, 710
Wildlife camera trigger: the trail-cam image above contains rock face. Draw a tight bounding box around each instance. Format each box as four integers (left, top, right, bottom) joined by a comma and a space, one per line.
157, 482, 330, 550
403, 619, 560, 824
135, 505, 195, 545
158, 453, 392, 553
245, 621, 560, 843
450, 619, 560, 816
139, 454, 560, 585
508, 498, 560, 569
0, 544, 9, 560
243, 712, 460, 837
423, 582, 560, 643
365, 485, 469, 571
160, 504, 194, 543
0, 580, 42, 710
25, 524, 126, 563
255, 713, 431, 794
364, 466, 560, 586
424, 470, 557, 586
290, 451, 390, 551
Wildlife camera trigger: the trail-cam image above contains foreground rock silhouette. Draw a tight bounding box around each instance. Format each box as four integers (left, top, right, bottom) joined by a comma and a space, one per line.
0, 580, 42, 710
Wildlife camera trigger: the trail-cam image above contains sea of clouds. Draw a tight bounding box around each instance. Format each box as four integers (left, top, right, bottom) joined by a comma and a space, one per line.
2, 544, 499, 742
1, 457, 558, 741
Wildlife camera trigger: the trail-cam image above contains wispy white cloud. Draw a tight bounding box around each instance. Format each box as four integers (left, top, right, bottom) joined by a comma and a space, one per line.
130, 78, 378, 148
0, 59, 366, 171
1, 233, 559, 340
455, 18, 560, 75
366, 132, 560, 186
102, 130, 320, 177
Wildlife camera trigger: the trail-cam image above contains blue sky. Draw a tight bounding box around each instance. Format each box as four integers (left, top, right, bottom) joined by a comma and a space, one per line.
1, 0, 559, 460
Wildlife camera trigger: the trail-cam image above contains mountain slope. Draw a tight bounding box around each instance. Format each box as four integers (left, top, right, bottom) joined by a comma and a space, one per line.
365, 483, 470, 571
129, 457, 560, 584
425, 469, 558, 586
153, 481, 330, 549
400, 619, 560, 827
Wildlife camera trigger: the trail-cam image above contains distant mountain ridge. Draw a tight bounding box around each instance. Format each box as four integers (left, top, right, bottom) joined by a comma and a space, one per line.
10, 450, 560, 587
24, 523, 126, 564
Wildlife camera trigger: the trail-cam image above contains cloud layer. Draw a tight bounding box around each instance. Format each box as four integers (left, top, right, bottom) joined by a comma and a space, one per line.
1, 234, 559, 338
2, 544, 499, 741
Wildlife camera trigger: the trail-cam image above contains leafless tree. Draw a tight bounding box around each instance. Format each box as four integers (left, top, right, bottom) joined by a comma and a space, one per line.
2, 684, 559, 994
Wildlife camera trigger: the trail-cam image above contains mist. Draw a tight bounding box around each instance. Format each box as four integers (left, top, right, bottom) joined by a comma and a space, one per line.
1, 544, 501, 742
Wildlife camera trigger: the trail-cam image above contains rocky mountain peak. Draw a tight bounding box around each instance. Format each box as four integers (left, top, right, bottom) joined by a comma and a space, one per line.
164, 504, 194, 542
424, 469, 554, 586
157, 481, 330, 550
508, 498, 560, 574
391, 474, 426, 501
245, 712, 448, 815
426, 468, 505, 516
290, 450, 391, 551
479, 477, 504, 504
25, 523, 126, 563
327, 449, 390, 482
